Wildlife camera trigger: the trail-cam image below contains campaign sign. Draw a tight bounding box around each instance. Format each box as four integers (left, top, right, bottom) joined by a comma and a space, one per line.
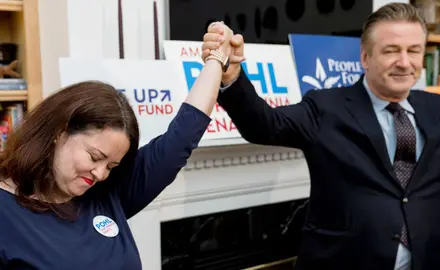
288, 34, 364, 96
163, 40, 302, 145
58, 58, 188, 147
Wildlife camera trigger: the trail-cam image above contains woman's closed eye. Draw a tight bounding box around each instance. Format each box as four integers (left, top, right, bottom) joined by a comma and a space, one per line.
89, 152, 116, 171
89, 153, 98, 162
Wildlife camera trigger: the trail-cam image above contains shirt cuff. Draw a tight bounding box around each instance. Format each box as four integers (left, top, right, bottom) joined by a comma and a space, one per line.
219, 77, 239, 92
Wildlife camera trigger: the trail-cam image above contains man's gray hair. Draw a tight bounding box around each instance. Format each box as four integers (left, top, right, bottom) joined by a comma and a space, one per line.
361, 3, 428, 52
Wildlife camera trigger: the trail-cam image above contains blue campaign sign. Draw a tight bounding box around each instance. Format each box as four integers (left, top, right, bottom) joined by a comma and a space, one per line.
288, 34, 364, 96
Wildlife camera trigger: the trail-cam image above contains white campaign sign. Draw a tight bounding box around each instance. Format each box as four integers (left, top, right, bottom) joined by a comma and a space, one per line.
58, 43, 302, 147
163, 40, 302, 145
58, 58, 189, 147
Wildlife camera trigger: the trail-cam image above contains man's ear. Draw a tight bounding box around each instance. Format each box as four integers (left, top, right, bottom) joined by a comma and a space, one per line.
360, 45, 369, 71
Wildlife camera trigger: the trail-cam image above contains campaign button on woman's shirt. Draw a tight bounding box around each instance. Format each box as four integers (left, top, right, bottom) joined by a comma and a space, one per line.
93, 215, 119, 237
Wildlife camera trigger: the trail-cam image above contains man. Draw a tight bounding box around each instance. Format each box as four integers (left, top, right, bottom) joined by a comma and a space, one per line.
202, 3, 440, 270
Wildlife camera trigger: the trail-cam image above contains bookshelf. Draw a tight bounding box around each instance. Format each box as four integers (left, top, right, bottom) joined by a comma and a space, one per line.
0, 0, 22, 12
426, 86, 440, 93
426, 34, 440, 94
0, 90, 26, 101
428, 34, 440, 43
0, 0, 42, 108
0, 0, 42, 150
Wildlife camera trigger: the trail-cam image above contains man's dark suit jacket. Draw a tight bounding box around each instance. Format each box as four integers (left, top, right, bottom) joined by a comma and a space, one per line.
217, 69, 440, 270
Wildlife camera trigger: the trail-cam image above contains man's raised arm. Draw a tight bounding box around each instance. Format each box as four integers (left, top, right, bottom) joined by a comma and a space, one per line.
201, 22, 321, 149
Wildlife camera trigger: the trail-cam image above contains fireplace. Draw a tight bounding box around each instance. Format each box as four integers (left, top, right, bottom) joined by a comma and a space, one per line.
128, 144, 310, 270
161, 198, 308, 270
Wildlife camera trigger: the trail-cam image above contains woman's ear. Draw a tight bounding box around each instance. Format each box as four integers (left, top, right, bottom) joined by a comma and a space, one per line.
54, 131, 68, 146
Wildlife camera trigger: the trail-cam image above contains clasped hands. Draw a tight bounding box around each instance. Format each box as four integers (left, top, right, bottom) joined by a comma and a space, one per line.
201, 21, 246, 85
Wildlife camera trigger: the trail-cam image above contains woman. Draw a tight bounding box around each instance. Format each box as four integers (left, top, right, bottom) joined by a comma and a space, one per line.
0, 22, 238, 269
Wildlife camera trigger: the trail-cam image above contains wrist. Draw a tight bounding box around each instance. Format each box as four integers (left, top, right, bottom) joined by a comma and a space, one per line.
205, 58, 223, 69
205, 50, 230, 72
222, 66, 241, 86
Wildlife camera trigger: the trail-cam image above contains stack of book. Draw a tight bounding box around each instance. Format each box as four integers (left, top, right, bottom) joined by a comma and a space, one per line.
425, 45, 440, 86
0, 102, 24, 151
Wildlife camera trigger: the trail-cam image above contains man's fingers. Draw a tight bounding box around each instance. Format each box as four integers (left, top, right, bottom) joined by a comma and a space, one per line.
228, 34, 245, 63
230, 55, 246, 63
231, 34, 244, 47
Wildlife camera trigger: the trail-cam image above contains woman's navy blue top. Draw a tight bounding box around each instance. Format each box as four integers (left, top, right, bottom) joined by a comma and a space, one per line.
0, 103, 211, 269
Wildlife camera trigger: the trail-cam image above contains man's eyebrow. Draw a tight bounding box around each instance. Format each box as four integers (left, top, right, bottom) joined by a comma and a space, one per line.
383, 44, 423, 49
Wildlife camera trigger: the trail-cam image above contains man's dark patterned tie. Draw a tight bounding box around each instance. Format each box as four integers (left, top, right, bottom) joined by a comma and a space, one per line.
386, 102, 416, 249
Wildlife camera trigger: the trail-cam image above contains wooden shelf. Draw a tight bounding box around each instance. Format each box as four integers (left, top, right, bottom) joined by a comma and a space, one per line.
0, 90, 26, 101
426, 86, 440, 94
428, 34, 440, 43
0, 1, 23, 12
0, 0, 43, 108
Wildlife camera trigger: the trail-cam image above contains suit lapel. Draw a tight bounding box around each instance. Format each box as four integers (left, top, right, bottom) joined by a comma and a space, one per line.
344, 80, 398, 185
407, 92, 439, 191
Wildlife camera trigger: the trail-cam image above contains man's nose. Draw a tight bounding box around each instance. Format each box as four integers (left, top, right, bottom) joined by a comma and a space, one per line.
396, 52, 411, 68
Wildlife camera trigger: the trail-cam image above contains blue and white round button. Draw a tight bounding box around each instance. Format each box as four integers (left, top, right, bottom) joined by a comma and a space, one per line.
93, 215, 119, 237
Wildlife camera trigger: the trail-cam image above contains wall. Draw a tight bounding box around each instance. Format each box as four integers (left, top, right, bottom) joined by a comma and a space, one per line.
38, 0, 69, 98
373, 0, 409, 11
38, 0, 168, 97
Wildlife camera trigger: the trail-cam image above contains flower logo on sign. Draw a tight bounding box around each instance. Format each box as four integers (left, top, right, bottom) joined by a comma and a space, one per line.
301, 58, 341, 89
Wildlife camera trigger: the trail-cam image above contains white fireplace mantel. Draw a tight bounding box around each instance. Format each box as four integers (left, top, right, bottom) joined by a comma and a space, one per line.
128, 144, 311, 269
